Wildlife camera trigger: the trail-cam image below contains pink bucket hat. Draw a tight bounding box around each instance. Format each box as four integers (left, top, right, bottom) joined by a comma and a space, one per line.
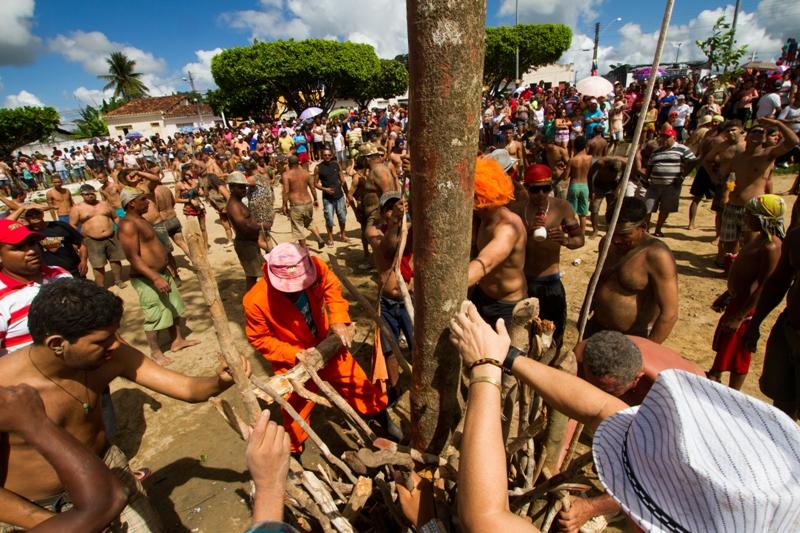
265, 242, 317, 293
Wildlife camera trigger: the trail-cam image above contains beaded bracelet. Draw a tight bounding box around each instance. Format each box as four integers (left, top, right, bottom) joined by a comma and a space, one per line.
469, 358, 503, 372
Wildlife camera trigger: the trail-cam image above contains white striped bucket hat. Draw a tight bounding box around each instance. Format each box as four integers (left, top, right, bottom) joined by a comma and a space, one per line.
593, 369, 800, 532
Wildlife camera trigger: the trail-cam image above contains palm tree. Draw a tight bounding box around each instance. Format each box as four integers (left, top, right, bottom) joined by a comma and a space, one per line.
98, 52, 149, 101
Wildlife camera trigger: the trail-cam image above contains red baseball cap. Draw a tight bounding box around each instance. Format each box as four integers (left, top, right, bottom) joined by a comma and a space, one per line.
661, 129, 678, 138
524, 164, 553, 185
0, 219, 43, 245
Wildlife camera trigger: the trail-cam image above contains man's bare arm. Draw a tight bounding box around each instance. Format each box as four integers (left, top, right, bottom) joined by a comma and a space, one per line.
468, 222, 518, 286
281, 175, 290, 212
67, 205, 81, 228
647, 246, 679, 343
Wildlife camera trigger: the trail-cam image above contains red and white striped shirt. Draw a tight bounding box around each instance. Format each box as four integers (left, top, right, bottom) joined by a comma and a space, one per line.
0, 265, 72, 356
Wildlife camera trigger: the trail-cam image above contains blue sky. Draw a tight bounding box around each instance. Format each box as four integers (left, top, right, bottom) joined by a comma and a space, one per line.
0, 0, 795, 120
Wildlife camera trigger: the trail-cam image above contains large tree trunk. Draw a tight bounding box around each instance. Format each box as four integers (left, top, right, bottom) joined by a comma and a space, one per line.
407, 0, 487, 454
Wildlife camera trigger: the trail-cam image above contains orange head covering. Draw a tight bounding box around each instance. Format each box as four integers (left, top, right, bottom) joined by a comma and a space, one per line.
474, 157, 514, 209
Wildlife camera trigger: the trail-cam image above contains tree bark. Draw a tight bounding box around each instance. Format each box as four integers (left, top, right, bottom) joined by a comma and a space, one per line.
407, 0, 487, 453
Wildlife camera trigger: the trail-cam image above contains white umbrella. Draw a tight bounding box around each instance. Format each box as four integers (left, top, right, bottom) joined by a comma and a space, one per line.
299, 107, 323, 121
576, 75, 614, 98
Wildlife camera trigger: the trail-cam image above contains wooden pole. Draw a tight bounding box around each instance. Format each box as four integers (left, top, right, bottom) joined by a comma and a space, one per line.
184, 231, 262, 425
407, 0, 487, 454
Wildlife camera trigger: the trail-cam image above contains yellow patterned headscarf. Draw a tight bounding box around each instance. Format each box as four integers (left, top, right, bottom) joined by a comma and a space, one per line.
745, 194, 786, 241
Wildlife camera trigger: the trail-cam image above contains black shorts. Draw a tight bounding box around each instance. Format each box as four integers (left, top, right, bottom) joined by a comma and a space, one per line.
527, 274, 567, 347
163, 216, 182, 236
469, 285, 519, 327
690, 166, 716, 200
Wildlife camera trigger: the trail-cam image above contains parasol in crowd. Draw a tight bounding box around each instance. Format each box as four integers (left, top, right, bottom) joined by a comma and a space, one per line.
632, 66, 667, 81
299, 106, 323, 121
125, 131, 143, 140
741, 60, 778, 71
328, 108, 349, 119
576, 75, 614, 98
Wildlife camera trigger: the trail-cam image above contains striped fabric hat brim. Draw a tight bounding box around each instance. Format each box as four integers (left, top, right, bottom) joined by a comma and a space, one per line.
593, 407, 677, 533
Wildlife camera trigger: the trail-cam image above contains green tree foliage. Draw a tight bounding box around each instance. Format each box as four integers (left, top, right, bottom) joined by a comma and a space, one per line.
212, 39, 383, 115
696, 16, 748, 76
484, 24, 572, 95
99, 52, 150, 101
348, 59, 409, 109
207, 86, 281, 120
0, 106, 60, 159
73, 105, 109, 138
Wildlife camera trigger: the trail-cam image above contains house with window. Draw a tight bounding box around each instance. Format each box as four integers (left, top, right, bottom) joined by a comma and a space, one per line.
103, 94, 222, 139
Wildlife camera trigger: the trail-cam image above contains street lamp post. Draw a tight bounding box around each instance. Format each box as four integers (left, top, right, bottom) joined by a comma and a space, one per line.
515, 0, 519, 86
673, 42, 683, 64
182, 72, 204, 129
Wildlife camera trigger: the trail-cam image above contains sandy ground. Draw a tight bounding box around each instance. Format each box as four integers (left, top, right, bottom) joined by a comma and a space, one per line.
104, 169, 797, 532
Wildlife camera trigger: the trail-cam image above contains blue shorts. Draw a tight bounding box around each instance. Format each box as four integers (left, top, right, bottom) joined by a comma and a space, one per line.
58, 214, 70, 224
380, 294, 414, 354
322, 196, 346, 228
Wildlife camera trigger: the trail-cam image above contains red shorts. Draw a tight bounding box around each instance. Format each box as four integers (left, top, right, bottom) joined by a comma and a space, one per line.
297, 151, 310, 164
710, 311, 754, 374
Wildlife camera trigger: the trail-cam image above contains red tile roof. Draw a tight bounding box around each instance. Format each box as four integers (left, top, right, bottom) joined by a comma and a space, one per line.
103, 95, 186, 117
164, 102, 215, 118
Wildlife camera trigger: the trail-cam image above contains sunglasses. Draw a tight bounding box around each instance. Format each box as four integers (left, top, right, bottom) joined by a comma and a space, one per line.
526, 184, 552, 194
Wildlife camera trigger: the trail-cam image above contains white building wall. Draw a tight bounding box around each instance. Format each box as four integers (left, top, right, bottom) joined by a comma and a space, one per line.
104, 112, 164, 140
520, 63, 576, 87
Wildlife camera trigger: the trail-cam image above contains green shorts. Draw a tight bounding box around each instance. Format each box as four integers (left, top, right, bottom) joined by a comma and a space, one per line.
131, 273, 184, 331
568, 182, 590, 216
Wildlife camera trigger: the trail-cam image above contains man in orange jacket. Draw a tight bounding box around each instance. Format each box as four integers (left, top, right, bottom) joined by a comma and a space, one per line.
243, 242, 388, 451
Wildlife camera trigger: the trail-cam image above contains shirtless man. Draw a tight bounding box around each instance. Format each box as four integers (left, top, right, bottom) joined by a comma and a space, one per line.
365, 192, 413, 389
362, 143, 397, 227
118, 168, 180, 279
699, 120, 746, 244
96, 171, 123, 219
744, 225, 800, 419
467, 158, 527, 326
153, 179, 191, 259
46, 176, 73, 224
281, 156, 322, 248
512, 164, 584, 348
588, 156, 626, 236
559, 330, 704, 531
227, 172, 265, 290
586, 129, 608, 157
118, 189, 198, 365
540, 138, 569, 199
709, 194, 784, 390
68, 185, 125, 288
504, 130, 526, 178
717, 118, 798, 260
0, 278, 245, 530
563, 136, 592, 233
585, 197, 679, 343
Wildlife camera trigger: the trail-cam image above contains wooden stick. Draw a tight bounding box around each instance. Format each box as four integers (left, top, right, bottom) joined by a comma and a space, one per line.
285, 479, 333, 532
289, 378, 333, 408
328, 255, 412, 375
251, 375, 358, 484
208, 397, 249, 440
506, 415, 548, 456
343, 477, 373, 521
297, 352, 376, 445
299, 470, 355, 533
184, 231, 262, 425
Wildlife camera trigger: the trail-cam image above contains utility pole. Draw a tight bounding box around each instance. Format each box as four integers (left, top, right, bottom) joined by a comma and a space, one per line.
185, 71, 204, 128
592, 22, 600, 75
515, 0, 520, 86
674, 42, 683, 64
407, 0, 486, 454
731, 0, 741, 40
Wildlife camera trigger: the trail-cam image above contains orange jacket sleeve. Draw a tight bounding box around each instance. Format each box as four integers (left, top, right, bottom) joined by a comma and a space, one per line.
316, 258, 351, 325
243, 286, 301, 366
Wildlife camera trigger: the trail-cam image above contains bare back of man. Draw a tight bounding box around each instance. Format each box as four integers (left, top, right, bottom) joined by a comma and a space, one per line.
587, 135, 608, 157
565, 150, 593, 233
590, 236, 678, 342
282, 166, 315, 206
543, 143, 569, 196
588, 156, 626, 235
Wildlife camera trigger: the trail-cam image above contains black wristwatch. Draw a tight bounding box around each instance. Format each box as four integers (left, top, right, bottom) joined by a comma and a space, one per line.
503, 346, 525, 374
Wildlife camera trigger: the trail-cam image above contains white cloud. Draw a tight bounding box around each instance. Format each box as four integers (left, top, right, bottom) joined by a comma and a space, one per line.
4, 89, 43, 108
756, 0, 800, 42
0, 0, 41, 65
73, 87, 113, 107
181, 48, 223, 91
498, 0, 601, 28
222, 0, 408, 58
48, 30, 167, 76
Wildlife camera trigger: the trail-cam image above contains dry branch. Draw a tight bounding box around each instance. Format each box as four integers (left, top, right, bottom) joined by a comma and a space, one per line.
289, 378, 333, 408
343, 477, 373, 521
252, 375, 358, 484
185, 231, 261, 424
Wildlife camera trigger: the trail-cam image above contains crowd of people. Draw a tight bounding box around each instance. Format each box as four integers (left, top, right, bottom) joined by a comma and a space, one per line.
0, 60, 798, 532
